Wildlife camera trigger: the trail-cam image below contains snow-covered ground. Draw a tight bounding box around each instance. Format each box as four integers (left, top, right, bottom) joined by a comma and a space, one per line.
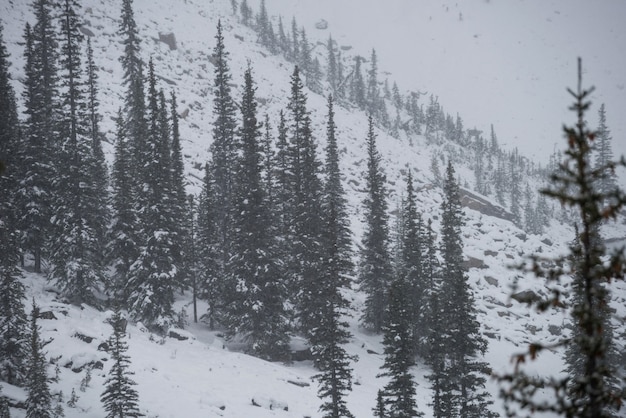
1, 0, 625, 416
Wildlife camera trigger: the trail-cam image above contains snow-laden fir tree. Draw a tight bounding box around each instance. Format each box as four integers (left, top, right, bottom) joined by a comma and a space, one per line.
358, 116, 393, 332
224, 65, 289, 360
350, 56, 366, 110
0, 386, 9, 418
17, 0, 60, 273
377, 277, 423, 418
25, 303, 53, 418
498, 59, 626, 418
593, 104, 618, 209
284, 66, 325, 338
209, 20, 238, 279
0, 22, 29, 388
436, 162, 496, 418
313, 95, 355, 418
326, 36, 338, 96
101, 308, 141, 418
50, 0, 107, 305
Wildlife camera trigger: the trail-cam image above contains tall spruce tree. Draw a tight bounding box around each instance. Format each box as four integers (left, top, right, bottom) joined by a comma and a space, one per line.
17, 0, 60, 273
0, 23, 29, 388
100, 308, 141, 418
499, 62, 625, 417
224, 66, 289, 360
50, 0, 106, 304
358, 116, 392, 332
350, 56, 366, 109
209, 20, 237, 281
312, 95, 355, 418
25, 303, 53, 418
593, 104, 618, 209
437, 162, 495, 418
284, 66, 325, 338
377, 278, 423, 418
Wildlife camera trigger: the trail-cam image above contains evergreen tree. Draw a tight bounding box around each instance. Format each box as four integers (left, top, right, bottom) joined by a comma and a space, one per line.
350, 56, 366, 109
17, 0, 60, 273
438, 162, 495, 417
50, 0, 106, 304
100, 308, 141, 418
196, 164, 221, 330
498, 59, 626, 418
366, 49, 381, 119
0, 23, 28, 388
373, 390, 386, 418
25, 303, 53, 418
593, 104, 618, 208
326, 36, 338, 95
239, 0, 252, 26
312, 95, 355, 418
277, 16, 291, 59
290, 17, 300, 63
224, 66, 289, 360
255, 0, 270, 46
284, 66, 325, 338
209, 20, 237, 280
378, 278, 423, 418
0, 387, 9, 418
125, 61, 176, 332
358, 116, 393, 332
108, 109, 139, 300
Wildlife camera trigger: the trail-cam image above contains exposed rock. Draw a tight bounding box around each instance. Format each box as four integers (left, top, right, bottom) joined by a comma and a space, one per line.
366, 349, 379, 355
463, 256, 487, 270
157, 74, 177, 86
459, 188, 514, 222
484, 331, 499, 340
291, 348, 313, 362
73, 332, 95, 344
541, 238, 553, 246
168, 329, 189, 341
234, 34, 244, 42
79, 26, 94, 37
484, 276, 498, 286
39, 310, 57, 320
484, 250, 498, 257
179, 108, 189, 119
287, 380, 310, 387
340, 45, 352, 51
516, 233, 527, 242
97, 341, 109, 352
497, 311, 509, 317
511, 290, 541, 304
315, 19, 328, 30
548, 324, 562, 336
158, 32, 177, 50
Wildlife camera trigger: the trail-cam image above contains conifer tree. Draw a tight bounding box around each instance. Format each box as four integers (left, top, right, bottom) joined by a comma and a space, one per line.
224, 66, 289, 360
17, 0, 60, 273
0, 23, 28, 388
50, 0, 106, 304
25, 303, 53, 418
326, 36, 338, 95
290, 17, 300, 63
366, 49, 381, 119
593, 104, 617, 208
378, 278, 423, 418
284, 66, 325, 338
0, 387, 9, 418
437, 162, 495, 418
277, 16, 291, 59
350, 56, 366, 109
100, 308, 141, 418
125, 61, 176, 332
313, 96, 355, 418
498, 61, 626, 417
359, 116, 392, 332
209, 20, 237, 278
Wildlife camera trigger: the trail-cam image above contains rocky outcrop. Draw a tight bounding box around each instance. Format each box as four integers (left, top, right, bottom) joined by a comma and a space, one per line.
158, 32, 177, 50
459, 188, 514, 223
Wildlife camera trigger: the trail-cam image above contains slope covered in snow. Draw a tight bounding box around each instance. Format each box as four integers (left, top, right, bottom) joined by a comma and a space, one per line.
1, 0, 625, 417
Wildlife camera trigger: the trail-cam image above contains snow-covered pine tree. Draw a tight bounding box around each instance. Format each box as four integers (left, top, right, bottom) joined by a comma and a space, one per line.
209, 20, 237, 279
125, 61, 176, 332
0, 23, 28, 388
438, 162, 495, 418
108, 109, 140, 301
366, 49, 381, 120
25, 303, 53, 418
358, 116, 393, 332
196, 163, 222, 330
224, 65, 289, 361
0, 387, 9, 418
100, 308, 141, 418
313, 95, 355, 418
326, 36, 338, 96
350, 56, 366, 110
498, 59, 626, 418
290, 17, 300, 64
50, 0, 106, 304
17, 0, 60, 273
593, 104, 618, 209
377, 277, 423, 418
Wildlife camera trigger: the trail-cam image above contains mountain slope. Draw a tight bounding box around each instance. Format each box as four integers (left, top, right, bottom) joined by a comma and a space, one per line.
1, 0, 625, 417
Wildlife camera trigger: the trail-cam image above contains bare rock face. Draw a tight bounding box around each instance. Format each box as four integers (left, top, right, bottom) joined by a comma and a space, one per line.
463, 256, 487, 270
158, 32, 177, 50
511, 290, 540, 304
459, 188, 515, 223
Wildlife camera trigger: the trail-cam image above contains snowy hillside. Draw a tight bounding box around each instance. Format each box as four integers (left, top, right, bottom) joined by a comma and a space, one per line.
1, 0, 625, 417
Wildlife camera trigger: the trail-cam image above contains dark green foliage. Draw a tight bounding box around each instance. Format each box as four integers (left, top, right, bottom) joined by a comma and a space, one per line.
313, 95, 355, 418
359, 116, 392, 332
101, 309, 140, 418
378, 278, 423, 418
373, 390, 385, 418
50, 0, 107, 305
593, 104, 618, 209
499, 60, 626, 418
350, 56, 366, 109
224, 66, 289, 360
26, 303, 53, 418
